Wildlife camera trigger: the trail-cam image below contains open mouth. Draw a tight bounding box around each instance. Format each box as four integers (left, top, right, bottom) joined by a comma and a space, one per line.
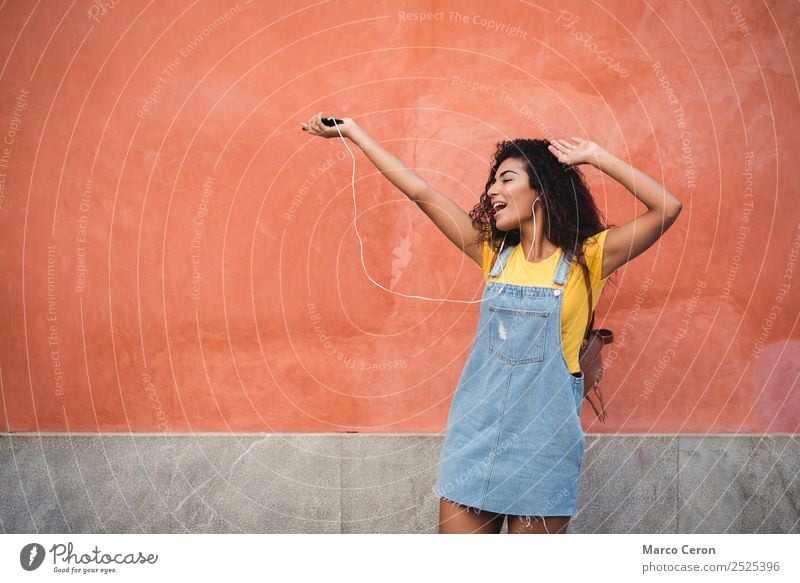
492, 201, 507, 216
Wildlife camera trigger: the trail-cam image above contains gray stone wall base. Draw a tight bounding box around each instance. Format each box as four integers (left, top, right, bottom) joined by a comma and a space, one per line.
1, 434, 797, 533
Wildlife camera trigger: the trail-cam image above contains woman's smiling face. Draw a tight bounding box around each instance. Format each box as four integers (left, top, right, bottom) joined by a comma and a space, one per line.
488, 157, 538, 231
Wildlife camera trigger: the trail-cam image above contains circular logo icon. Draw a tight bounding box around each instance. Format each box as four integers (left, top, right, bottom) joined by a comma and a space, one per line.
20, 543, 46, 571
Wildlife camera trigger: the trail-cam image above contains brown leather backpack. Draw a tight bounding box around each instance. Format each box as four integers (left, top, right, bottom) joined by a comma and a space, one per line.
577, 259, 613, 422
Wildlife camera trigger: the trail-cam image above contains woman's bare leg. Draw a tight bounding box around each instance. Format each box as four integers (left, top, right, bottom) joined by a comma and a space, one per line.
507, 514, 570, 534
437, 497, 505, 534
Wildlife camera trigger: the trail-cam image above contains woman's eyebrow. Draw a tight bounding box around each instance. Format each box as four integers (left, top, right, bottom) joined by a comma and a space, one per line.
498, 170, 517, 177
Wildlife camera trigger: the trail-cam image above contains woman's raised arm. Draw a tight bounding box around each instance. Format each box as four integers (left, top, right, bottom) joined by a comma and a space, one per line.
548, 137, 683, 279
301, 113, 485, 267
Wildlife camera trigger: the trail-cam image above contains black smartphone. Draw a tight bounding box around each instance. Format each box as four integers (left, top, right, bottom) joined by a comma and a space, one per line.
321, 117, 344, 127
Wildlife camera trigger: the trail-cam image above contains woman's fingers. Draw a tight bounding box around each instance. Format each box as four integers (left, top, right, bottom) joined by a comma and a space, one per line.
303, 112, 344, 138
308, 113, 322, 135
549, 140, 576, 164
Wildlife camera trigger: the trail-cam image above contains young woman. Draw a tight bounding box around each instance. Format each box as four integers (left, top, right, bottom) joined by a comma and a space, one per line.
301, 113, 682, 534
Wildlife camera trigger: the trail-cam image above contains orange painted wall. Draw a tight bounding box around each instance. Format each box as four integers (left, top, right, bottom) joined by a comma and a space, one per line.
1, 0, 798, 433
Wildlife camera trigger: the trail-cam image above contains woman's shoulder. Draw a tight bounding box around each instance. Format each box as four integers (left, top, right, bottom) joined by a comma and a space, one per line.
584, 228, 611, 250
576, 228, 612, 284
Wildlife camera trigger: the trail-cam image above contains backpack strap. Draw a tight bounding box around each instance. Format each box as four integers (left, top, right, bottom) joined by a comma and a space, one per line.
577, 250, 608, 421
558, 247, 594, 344
581, 259, 594, 347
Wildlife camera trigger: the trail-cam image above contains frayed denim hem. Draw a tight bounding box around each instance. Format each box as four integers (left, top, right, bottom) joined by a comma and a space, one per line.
435, 489, 566, 534
436, 493, 486, 516
436, 494, 553, 530
508, 514, 555, 534
431, 487, 572, 534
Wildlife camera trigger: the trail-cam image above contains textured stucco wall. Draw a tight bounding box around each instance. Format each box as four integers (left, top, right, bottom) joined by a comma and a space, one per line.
0, 1, 798, 435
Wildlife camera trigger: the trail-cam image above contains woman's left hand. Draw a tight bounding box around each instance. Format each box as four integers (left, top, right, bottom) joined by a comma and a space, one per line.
547, 137, 605, 167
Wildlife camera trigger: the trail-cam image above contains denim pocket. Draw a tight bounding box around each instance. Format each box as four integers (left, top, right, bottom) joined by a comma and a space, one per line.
487, 304, 548, 365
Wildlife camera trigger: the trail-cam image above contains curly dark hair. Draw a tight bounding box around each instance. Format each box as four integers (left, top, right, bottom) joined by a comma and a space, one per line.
468, 138, 617, 290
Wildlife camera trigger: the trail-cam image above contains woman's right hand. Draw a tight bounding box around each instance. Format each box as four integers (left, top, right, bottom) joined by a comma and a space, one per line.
300, 112, 358, 140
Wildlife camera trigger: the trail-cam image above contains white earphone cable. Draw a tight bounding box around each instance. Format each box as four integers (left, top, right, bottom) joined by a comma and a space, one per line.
331, 121, 538, 304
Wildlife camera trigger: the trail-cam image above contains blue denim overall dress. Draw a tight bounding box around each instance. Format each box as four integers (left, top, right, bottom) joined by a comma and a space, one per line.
432, 243, 585, 517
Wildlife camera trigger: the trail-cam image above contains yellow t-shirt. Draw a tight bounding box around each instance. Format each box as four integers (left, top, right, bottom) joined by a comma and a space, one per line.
482, 229, 612, 374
